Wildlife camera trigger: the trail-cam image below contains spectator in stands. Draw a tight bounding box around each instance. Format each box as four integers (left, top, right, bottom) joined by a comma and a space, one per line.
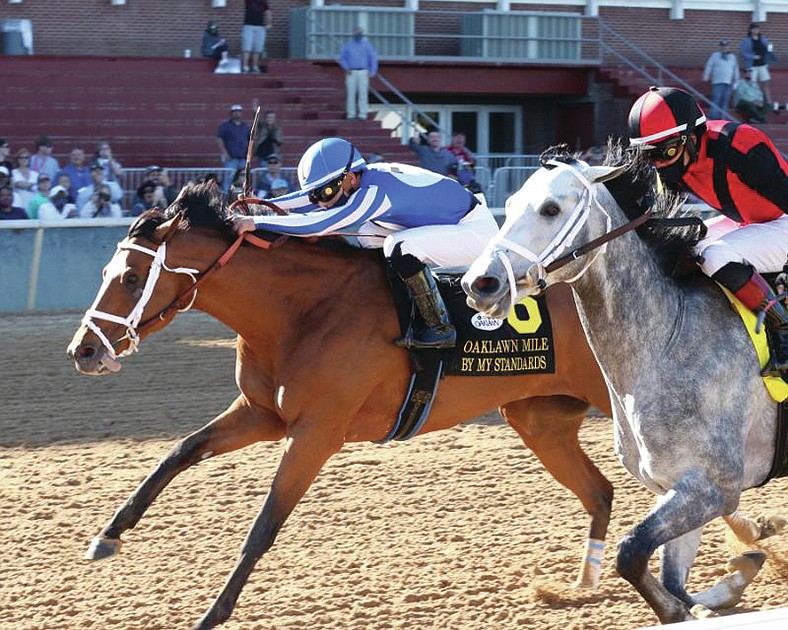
216, 105, 251, 192
27, 173, 52, 219
268, 177, 291, 198
775, 272, 788, 308
38, 185, 78, 220
143, 165, 179, 207
252, 105, 283, 165
0, 139, 12, 172
0, 185, 29, 220
740, 22, 775, 106
130, 181, 158, 217
445, 131, 475, 165
80, 184, 122, 218
227, 167, 246, 202
57, 148, 92, 198
76, 163, 124, 210
202, 20, 229, 62
94, 140, 123, 183
256, 153, 291, 198
703, 40, 740, 118
734, 68, 769, 124
0, 166, 23, 209
339, 26, 378, 121
408, 129, 458, 176
241, 0, 272, 74
11, 148, 39, 211
30, 135, 60, 180
55, 172, 76, 204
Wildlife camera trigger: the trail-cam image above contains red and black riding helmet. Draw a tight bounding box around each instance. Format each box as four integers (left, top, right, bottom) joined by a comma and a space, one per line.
628, 86, 707, 151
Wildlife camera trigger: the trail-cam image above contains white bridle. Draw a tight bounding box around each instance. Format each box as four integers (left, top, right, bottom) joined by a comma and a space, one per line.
486, 161, 612, 307
82, 241, 200, 359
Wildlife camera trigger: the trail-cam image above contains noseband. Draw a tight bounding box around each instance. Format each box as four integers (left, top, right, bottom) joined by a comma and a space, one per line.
487, 161, 651, 304
82, 241, 200, 359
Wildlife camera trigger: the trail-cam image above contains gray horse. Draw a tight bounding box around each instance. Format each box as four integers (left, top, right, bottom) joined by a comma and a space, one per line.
461, 150, 786, 623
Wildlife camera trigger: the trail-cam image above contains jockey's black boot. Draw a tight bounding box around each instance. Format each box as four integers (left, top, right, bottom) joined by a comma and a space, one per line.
760, 292, 788, 379
388, 245, 456, 350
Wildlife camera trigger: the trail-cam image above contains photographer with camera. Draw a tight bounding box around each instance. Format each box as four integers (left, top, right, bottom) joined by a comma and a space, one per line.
75, 163, 123, 211
79, 184, 122, 218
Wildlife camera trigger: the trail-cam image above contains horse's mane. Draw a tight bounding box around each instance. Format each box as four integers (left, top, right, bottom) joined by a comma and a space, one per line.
540, 141, 705, 280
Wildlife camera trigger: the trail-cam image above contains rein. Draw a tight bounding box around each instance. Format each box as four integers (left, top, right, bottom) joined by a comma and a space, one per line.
84, 230, 285, 360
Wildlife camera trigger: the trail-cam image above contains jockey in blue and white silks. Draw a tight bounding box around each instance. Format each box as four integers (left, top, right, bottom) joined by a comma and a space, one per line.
231, 137, 499, 350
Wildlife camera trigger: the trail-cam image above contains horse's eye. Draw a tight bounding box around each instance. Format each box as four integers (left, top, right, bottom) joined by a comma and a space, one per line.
541, 203, 560, 217
125, 273, 140, 286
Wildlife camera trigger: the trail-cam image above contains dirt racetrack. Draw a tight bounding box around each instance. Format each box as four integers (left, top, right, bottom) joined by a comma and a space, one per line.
1, 310, 787, 630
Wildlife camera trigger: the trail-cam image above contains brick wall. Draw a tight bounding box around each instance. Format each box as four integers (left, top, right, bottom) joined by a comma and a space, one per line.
6, 1, 788, 68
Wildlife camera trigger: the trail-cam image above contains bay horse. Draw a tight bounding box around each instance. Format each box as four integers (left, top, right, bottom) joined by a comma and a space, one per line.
66, 180, 770, 629
462, 148, 787, 623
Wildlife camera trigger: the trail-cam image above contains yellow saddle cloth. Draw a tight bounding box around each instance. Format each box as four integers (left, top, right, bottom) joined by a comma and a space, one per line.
722, 287, 788, 402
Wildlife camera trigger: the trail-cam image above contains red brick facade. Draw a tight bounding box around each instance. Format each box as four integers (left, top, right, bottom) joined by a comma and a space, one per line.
5, 1, 788, 67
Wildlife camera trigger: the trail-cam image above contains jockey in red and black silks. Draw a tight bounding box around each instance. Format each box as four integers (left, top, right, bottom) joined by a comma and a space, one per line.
629, 86, 788, 377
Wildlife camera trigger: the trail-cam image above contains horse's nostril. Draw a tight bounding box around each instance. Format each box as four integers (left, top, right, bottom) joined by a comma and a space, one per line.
76, 345, 98, 361
473, 276, 500, 295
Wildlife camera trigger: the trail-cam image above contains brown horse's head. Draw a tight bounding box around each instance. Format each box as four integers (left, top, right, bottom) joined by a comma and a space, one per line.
67, 179, 232, 375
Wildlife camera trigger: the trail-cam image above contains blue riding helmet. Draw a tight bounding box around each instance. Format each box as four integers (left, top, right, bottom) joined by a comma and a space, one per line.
297, 138, 367, 192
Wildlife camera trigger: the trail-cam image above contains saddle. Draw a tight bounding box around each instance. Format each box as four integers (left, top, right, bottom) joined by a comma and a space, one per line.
379, 266, 557, 443
721, 285, 788, 484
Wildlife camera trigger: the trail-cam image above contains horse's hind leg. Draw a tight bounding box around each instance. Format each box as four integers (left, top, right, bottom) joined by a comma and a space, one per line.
724, 509, 786, 543
193, 415, 344, 630
86, 396, 285, 560
501, 395, 613, 589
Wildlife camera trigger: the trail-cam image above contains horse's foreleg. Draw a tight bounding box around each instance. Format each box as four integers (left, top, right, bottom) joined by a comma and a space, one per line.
500, 395, 613, 589
617, 476, 728, 624
86, 396, 285, 560
193, 418, 344, 630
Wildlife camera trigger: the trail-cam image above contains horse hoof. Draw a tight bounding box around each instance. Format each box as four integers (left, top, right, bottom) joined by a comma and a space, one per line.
84, 535, 122, 560
728, 550, 767, 580
757, 514, 787, 540
690, 604, 717, 619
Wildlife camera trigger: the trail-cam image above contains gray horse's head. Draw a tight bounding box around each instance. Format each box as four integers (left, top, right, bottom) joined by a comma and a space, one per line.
462, 158, 627, 319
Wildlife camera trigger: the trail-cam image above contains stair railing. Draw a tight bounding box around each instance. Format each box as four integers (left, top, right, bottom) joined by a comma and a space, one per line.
599, 19, 737, 121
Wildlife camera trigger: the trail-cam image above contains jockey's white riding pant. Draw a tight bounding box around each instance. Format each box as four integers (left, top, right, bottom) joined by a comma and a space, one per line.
357, 195, 499, 270
694, 213, 788, 276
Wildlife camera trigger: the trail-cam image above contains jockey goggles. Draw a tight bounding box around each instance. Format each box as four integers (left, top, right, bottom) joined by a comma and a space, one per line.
642, 136, 686, 162
307, 143, 356, 204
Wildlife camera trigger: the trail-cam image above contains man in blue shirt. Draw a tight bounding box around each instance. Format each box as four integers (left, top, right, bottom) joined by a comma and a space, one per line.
215, 104, 251, 192
339, 26, 378, 121
231, 137, 498, 349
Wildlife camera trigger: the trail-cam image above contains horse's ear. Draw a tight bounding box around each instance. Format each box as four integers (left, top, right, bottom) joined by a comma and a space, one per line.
584, 164, 629, 184
154, 211, 184, 243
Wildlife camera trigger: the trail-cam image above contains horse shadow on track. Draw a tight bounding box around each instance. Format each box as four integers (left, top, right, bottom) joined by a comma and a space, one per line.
0, 311, 239, 447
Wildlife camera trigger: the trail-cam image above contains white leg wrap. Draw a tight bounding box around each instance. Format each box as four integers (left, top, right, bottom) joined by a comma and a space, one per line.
575, 538, 605, 589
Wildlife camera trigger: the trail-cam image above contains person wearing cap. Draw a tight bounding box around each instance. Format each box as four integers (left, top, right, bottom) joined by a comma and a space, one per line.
339, 26, 378, 121
75, 163, 123, 211
740, 22, 775, 106
130, 180, 159, 217
202, 20, 229, 61
142, 166, 178, 207
215, 104, 251, 193
37, 185, 77, 221
628, 85, 788, 378
27, 173, 53, 219
30, 135, 60, 180
230, 137, 498, 350
256, 152, 289, 197
702, 39, 740, 118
